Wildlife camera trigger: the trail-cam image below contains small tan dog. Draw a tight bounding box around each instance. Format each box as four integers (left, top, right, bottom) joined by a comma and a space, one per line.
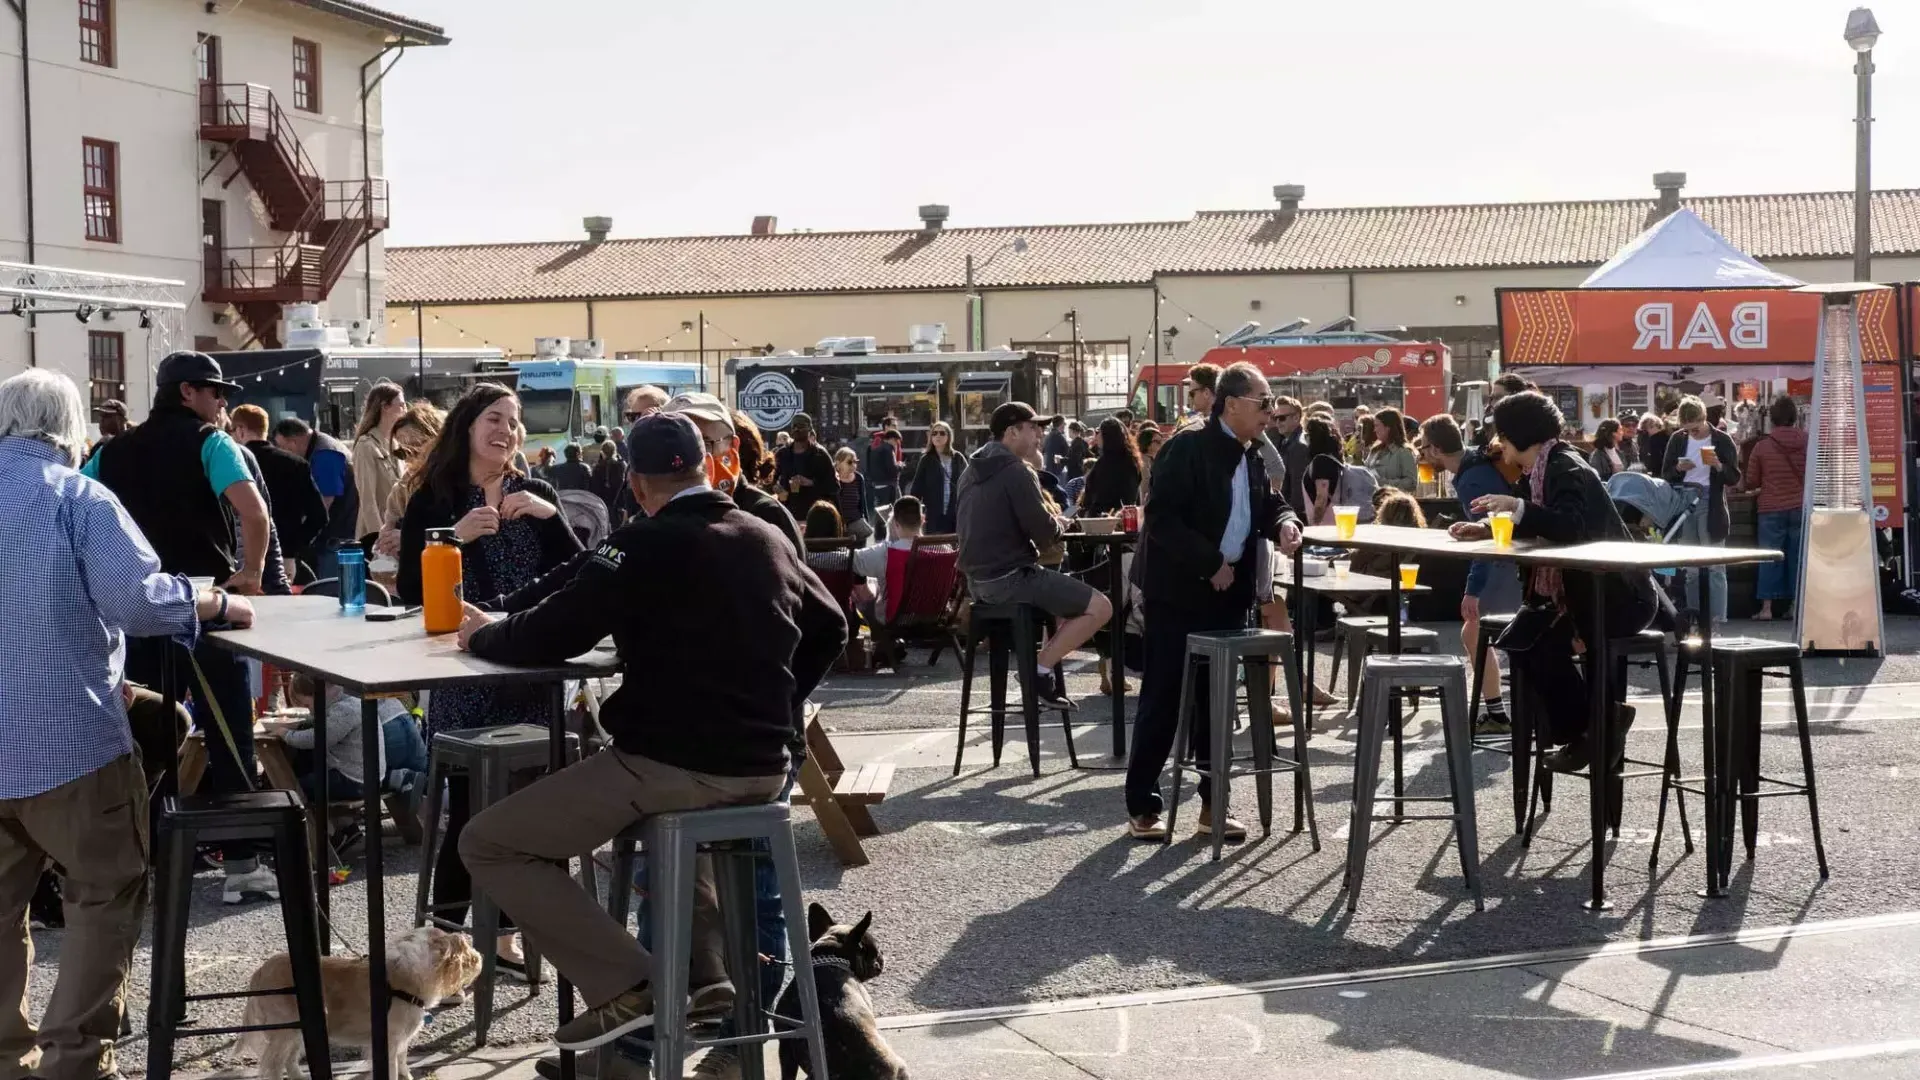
240, 926, 482, 1080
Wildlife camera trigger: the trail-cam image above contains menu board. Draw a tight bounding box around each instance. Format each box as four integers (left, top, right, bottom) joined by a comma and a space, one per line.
1862, 364, 1903, 524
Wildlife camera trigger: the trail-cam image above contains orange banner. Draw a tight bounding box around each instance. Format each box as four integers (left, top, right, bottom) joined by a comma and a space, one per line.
1500, 288, 1900, 365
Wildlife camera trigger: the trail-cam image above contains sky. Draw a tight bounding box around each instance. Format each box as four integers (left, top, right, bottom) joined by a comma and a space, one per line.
379, 0, 1917, 247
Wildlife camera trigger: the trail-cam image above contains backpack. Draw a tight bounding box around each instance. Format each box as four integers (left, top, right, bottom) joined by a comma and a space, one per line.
1302, 455, 1376, 524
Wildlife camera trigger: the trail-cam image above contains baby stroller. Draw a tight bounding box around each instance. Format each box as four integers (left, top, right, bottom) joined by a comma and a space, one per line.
1607, 472, 1698, 628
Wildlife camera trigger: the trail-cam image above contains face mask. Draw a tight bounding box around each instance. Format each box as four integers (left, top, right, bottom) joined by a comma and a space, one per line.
707, 444, 741, 493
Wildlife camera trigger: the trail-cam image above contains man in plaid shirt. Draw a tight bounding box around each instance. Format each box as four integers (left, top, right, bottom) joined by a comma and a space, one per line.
0, 370, 254, 1080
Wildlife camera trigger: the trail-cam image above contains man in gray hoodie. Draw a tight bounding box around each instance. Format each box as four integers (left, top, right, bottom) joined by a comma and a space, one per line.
956, 402, 1112, 705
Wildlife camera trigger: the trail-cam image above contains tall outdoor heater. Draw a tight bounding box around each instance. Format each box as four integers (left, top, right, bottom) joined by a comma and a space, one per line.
1796, 282, 1888, 656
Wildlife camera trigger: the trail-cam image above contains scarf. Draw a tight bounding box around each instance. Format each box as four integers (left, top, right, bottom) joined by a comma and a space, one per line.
1526, 440, 1564, 604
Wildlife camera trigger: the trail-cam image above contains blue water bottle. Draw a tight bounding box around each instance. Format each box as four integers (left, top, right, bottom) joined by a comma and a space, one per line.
336, 543, 367, 614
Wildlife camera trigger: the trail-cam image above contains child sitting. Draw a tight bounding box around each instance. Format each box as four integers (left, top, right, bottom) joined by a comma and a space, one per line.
283, 673, 428, 803
1348, 491, 1428, 617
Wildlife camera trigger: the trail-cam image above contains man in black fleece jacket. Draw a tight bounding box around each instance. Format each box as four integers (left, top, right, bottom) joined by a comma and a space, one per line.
457, 412, 846, 1051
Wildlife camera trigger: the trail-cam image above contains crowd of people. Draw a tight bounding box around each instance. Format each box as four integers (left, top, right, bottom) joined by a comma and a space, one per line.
0, 343, 1820, 1080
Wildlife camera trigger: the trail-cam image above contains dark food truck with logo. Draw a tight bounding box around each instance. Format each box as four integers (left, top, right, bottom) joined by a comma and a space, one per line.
209, 346, 507, 437
727, 346, 1059, 461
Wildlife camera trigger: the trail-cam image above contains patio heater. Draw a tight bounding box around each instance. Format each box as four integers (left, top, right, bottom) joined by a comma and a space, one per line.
1795, 282, 1888, 656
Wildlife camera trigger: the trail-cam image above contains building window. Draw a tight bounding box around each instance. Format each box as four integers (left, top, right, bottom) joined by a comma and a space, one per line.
292, 38, 320, 112
79, 0, 113, 66
82, 139, 119, 243
88, 331, 125, 411
197, 33, 221, 85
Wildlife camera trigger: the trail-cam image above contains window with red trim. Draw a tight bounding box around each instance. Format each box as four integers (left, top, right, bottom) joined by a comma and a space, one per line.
292, 39, 320, 112
79, 0, 113, 66
83, 139, 119, 243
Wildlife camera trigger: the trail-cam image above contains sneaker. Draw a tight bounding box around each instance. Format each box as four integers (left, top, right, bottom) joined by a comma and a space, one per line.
554, 985, 656, 1051
1311, 686, 1342, 708
687, 980, 734, 1022
222, 866, 280, 905
534, 1049, 651, 1080
1474, 715, 1512, 737
690, 1047, 741, 1079
1127, 814, 1168, 840
1194, 808, 1247, 843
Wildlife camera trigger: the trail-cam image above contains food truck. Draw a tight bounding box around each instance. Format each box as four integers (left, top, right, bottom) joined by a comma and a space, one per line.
508, 355, 704, 457
726, 337, 1059, 457
1129, 324, 1453, 427
212, 344, 506, 437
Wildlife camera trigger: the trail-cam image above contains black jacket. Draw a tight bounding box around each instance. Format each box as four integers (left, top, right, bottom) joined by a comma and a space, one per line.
1078, 457, 1141, 515
908, 450, 963, 534
774, 441, 837, 520
1063, 436, 1092, 483
1132, 417, 1300, 612
93, 405, 237, 579
1042, 429, 1071, 477
248, 438, 329, 562
1513, 442, 1659, 624
1660, 426, 1743, 541
549, 460, 593, 492
468, 490, 848, 777
733, 482, 804, 557
1640, 429, 1672, 475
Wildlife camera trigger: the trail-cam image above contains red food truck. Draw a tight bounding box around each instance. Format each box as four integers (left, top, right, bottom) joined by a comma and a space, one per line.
1128, 326, 1453, 427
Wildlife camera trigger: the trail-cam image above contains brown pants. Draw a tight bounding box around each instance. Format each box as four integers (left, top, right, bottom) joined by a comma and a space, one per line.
0, 755, 150, 1080
459, 749, 785, 1008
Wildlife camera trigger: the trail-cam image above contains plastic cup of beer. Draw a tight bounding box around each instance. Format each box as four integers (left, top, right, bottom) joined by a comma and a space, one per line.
1417, 461, 1436, 485
1699, 445, 1719, 467
1489, 511, 1515, 547
1333, 560, 1350, 581
1400, 563, 1420, 589
1333, 505, 1360, 540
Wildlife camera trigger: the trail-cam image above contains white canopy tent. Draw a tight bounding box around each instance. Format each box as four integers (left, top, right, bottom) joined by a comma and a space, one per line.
1579, 208, 1805, 289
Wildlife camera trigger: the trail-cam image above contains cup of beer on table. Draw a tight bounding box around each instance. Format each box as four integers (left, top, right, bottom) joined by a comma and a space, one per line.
1489, 511, 1515, 547
1333, 505, 1360, 540
1400, 563, 1420, 589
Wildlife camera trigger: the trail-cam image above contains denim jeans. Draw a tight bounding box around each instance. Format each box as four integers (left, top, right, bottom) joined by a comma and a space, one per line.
383, 715, 429, 777
614, 765, 799, 1064
1677, 499, 1728, 623
1754, 509, 1802, 602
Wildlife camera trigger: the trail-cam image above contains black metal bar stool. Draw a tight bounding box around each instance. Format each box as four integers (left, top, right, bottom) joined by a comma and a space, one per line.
413, 723, 580, 1043
1655, 637, 1828, 883
147, 790, 330, 1080
1165, 629, 1320, 861
954, 602, 1078, 776
1519, 629, 1678, 846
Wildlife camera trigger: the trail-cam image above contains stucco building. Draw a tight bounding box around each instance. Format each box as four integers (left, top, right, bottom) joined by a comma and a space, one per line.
387, 175, 1920, 413
1, 0, 446, 414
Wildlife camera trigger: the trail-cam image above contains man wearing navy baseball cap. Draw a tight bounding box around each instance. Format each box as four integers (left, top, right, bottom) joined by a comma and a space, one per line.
457, 411, 847, 1055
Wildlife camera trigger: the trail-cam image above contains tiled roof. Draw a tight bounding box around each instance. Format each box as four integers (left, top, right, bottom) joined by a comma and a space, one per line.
289, 0, 448, 44
388, 190, 1920, 304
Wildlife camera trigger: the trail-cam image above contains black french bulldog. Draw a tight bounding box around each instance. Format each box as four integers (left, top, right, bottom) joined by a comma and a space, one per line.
776, 903, 908, 1080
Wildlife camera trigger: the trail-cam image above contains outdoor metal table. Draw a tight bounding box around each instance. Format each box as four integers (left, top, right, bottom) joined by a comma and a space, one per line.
204, 594, 619, 1080
1298, 524, 1780, 910
1061, 530, 1137, 761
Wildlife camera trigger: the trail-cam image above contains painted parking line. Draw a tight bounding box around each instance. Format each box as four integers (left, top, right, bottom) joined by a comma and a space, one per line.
877, 909, 1920, 1030
1568, 1038, 1920, 1079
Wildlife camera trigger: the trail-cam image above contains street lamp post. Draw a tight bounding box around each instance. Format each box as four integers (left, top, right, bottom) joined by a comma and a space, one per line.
963, 236, 1029, 350
1847, 7, 1881, 282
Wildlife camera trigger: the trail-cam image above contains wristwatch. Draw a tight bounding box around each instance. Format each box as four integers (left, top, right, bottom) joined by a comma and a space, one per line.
211, 586, 229, 623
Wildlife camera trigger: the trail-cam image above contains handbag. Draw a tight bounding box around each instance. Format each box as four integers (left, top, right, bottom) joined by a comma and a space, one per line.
1492, 602, 1562, 655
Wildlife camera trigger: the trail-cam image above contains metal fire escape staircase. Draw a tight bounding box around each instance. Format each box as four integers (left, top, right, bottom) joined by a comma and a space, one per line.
199, 83, 387, 348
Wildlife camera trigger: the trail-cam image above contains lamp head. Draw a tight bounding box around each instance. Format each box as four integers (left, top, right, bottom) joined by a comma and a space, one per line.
1846, 7, 1880, 53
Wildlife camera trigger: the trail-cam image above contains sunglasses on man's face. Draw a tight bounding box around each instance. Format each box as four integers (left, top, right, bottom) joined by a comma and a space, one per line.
623, 411, 643, 422
1234, 395, 1274, 412
193, 382, 229, 401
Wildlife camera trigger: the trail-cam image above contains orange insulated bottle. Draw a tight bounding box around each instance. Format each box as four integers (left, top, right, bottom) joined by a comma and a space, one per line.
421, 528, 463, 634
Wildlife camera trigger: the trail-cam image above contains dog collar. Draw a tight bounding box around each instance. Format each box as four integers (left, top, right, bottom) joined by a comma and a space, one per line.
811, 955, 853, 973
391, 988, 434, 1009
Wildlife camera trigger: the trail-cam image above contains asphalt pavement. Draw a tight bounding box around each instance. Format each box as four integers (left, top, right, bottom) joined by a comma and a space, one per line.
29, 615, 1920, 1075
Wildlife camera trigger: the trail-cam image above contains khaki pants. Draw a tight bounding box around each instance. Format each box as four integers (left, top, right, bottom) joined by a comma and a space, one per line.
459, 749, 785, 1007
0, 755, 150, 1080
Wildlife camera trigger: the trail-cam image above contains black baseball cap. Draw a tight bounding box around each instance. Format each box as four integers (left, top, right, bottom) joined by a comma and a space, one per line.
989, 401, 1062, 438
627, 412, 706, 475
155, 351, 242, 393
